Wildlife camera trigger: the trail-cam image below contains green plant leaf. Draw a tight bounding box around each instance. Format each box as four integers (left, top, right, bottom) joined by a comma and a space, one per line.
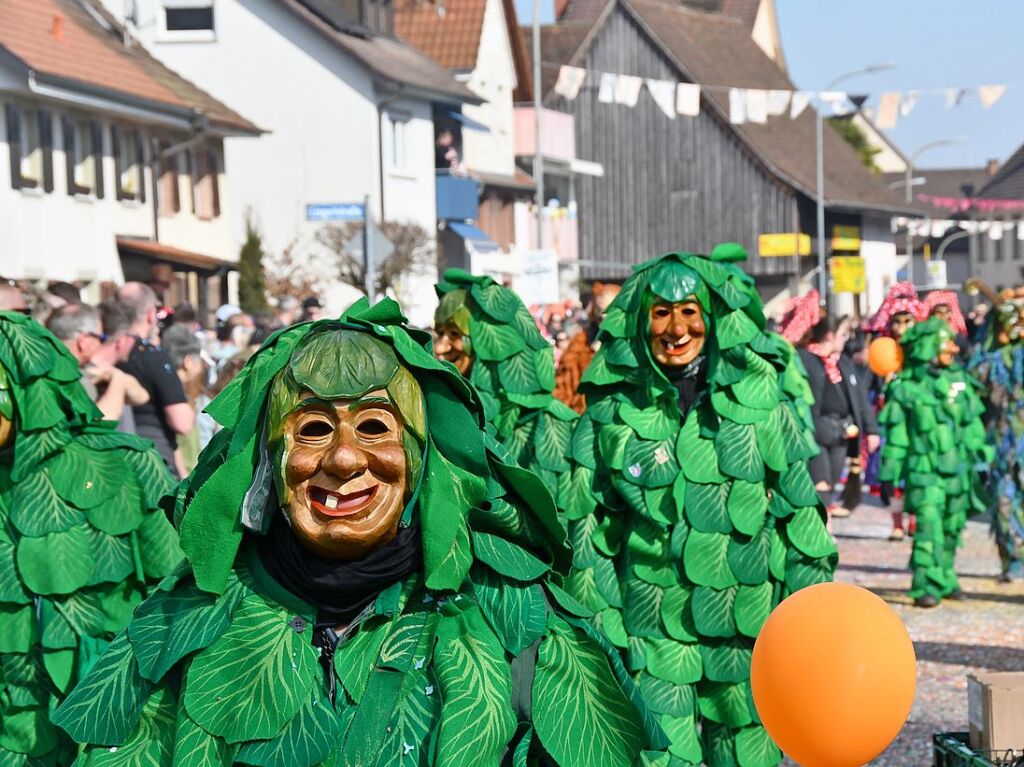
727, 480, 767, 537
16, 524, 93, 595
692, 586, 737, 638
734, 583, 773, 638
643, 638, 702, 685
52, 632, 151, 745
184, 594, 319, 742
472, 567, 547, 655
473, 532, 549, 581
433, 613, 516, 766
533, 617, 645, 767
683, 531, 737, 588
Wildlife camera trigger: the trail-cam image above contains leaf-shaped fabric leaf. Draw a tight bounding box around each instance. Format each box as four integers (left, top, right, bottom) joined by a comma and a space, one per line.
726, 481, 767, 537
623, 435, 678, 488
678, 414, 726, 484
86, 529, 135, 586
17, 524, 93, 596
716, 311, 759, 350
700, 638, 752, 683
48, 446, 122, 510
619, 402, 677, 441
637, 673, 696, 717
83, 683, 177, 765
472, 567, 547, 655
9, 468, 85, 536
735, 724, 781, 767
83, 476, 145, 536
0, 603, 35, 653
137, 511, 186, 579
726, 528, 772, 586
622, 578, 663, 639
184, 594, 319, 743
691, 586, 737, 639
172, 705, 238, 767
433, 611, 515, 766
734, 583, 773, 638
336, 616, 395, 704
498, 352, 543, 395
373, 664, 441, 767
563, 468, 598, 521
698, 681, 753, 728
643, 638, 702, 685
777, 463, 819, 508
753, 410, 787, 473
472, 283, 524, 324
716, 422, 765, 483
659, 712, 704, 764
473, 322, 528, 362
235, 691, 344, 767
686, 482, 732, 534
683, 531, 737, 589
786, 506, 836, 559
730, 353, 779, 412
128, 579, 243, 683
0, 535, 30, 604
473, 532, 549, 581
52, 632, 151, 745
598, 423, 633, 471
660, 585, 698, 643
533, 616, 645, 767
533, 414, 571, 473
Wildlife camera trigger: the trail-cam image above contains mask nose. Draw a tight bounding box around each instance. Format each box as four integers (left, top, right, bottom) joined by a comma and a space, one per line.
323, 433, 368, 480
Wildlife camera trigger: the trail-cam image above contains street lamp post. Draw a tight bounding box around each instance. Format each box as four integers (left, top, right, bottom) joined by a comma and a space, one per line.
903, 138, 967, 286
815, 62, 895, 306
532, 0, 544, 250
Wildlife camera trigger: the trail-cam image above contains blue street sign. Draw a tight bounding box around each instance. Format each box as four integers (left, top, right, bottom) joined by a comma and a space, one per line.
305, 202, 366, 222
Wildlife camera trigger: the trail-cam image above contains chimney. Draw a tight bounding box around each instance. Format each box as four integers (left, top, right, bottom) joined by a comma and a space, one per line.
987, 158, 1000, 176
51, 13, 64, 40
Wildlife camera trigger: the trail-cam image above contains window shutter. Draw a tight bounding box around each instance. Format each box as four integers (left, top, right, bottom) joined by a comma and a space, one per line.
91, 121, 104, 199
63, 115, 76, 195
209, 150, 220, 217
39, 111, 54, 193
4, 104, 20, 190
135, 130, 146, 204
112, 126, 125, 200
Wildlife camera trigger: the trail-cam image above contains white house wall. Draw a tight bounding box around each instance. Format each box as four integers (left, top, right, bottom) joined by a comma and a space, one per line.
98, 0, 440, 324
461, 0, 517, 178
860, 213, 899, 314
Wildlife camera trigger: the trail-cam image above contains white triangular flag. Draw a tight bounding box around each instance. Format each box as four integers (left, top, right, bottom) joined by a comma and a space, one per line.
676, 83, 700, 117
598, 73, 617, 104
945, 88, 967, 109
746, 89, 768, 124
989, 222, 1004, 241
979, 84, 1007, 109
767, 90, 790, 116
875, 91, 901, 130
819, 91, 851, 116
554, 66, 587, 100
790, 91, 812, 118
614, 75, 643, 107
900, 91, 920, 117
1017, 221, 1024, 241
645, 79, 676, 119
729, 88, 747, 124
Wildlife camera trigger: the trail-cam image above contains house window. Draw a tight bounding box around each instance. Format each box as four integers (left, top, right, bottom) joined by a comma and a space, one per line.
157, 143, 181, 216
63, 117, 103, 197
112, 126, 146, 202
5, 104, 54, 191
388, 113, 409, 171
160, 1, 215, 39
192, 146, 220, 220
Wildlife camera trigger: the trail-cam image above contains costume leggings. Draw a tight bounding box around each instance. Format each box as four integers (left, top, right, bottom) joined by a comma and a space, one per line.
909, 500, 963, 600
994, 494, 1024, 579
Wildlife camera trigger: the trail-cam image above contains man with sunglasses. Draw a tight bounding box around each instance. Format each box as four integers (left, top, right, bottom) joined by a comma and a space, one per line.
46, 302, 150, 423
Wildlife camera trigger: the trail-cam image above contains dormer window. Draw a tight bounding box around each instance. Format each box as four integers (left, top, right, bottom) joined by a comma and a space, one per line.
159, 0, 215, 41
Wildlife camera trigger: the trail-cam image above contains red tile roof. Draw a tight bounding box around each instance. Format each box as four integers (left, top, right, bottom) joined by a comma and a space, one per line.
0, 0, 257, 133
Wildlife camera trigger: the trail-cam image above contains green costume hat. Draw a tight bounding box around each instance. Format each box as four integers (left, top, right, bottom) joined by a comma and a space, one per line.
563, 249, 836, 766
879, 316, 992, 602
0, 312, 179, 766
434, 270, 578, 507
55, 299, 668, 767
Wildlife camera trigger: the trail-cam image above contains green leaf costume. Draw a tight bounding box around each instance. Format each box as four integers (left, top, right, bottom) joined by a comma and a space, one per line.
879, 317, 993, 601
0, 312, 180, 766
434, 270, 578, 506
54, 299, 666, 767
561, 249, 836, 767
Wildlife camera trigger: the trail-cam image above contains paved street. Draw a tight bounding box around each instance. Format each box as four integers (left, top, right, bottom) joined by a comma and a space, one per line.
829, 497, 1024, 766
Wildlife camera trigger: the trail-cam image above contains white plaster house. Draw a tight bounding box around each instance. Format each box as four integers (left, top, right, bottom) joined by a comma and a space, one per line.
93, 0, 476, 325
0, 0, 258, 311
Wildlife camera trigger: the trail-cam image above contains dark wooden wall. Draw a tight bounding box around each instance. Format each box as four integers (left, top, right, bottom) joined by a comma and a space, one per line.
549, 6, 803, 280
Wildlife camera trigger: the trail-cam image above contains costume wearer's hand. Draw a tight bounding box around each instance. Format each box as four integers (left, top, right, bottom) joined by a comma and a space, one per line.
866, 434, 881, 454
84, 364, 116, 384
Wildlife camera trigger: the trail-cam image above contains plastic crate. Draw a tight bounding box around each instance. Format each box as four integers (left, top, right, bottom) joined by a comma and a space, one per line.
933, 732, 1024, 767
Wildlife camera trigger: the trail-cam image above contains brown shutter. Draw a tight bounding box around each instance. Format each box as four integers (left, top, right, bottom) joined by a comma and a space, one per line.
135, 130, 146, 204
63, 115, 76, 195
39, 111, 54, 193
5, 104, 20, 190
209, 150, 220, 217
112, 125, 124, 200
91, 121, 104, 199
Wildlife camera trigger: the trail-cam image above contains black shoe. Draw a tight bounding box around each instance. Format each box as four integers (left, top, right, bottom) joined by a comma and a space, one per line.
998, 573, 1012, 584
946, 589, 964, 600
914, 595, 940, 608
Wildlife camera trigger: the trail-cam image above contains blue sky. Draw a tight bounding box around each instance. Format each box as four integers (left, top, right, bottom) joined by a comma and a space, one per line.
514, 0, 1023, 170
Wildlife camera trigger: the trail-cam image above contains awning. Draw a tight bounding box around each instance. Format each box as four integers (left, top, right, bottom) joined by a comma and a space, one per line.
448, 222, 500, 253
445, 108, 490, 133
116, 237, 237, 274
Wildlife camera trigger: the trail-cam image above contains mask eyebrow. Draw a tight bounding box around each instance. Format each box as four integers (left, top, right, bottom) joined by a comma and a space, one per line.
348, 395, 392, 411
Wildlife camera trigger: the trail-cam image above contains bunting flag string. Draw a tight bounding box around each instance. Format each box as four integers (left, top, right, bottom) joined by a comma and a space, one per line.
547, 62, 1011, 127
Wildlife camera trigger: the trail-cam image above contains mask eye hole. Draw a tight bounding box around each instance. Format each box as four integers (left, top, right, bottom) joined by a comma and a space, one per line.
298, 420, 333, 439
357, 418, 389, 437
652, 305, 671, 319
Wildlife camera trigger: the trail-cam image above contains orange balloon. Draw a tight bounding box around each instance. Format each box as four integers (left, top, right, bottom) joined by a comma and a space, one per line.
867, 337, 903, 377
750, 583, 916, 767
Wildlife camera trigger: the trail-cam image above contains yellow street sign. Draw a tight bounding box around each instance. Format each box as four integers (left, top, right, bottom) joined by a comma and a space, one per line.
831, 225, 861, 252
759, 233, 811, 257
830, 256, 866, 294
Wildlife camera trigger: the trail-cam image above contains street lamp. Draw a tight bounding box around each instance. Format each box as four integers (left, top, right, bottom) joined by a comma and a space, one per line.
815, 62, 895, 304
903, 137, 967, 285
532, 0, 544, 250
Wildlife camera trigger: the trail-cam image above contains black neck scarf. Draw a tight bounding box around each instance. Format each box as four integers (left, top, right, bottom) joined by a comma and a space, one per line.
256, 511, 421, 627
663, 355, 708, 419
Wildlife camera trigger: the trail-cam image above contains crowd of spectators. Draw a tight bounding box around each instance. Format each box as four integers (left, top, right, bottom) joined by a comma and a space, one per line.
0, 276, 324, 480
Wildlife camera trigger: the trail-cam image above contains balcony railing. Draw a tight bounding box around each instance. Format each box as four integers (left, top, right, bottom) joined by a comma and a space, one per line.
435, 171, 479, 221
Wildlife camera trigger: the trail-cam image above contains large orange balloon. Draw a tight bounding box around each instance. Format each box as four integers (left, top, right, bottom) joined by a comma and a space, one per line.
750, 583, 916, 767
867, 337, 903, 377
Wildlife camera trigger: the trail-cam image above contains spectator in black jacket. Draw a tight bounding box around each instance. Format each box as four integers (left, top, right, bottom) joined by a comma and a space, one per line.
798, 315, 880, 518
